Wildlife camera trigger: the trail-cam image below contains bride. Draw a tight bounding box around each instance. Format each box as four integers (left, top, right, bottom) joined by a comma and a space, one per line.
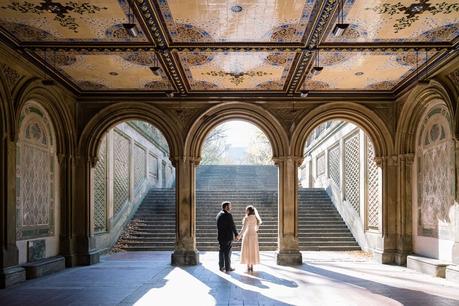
239, 205, 262, 272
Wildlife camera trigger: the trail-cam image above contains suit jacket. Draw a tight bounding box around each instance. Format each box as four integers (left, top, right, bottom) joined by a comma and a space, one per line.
216, 210, 238, 242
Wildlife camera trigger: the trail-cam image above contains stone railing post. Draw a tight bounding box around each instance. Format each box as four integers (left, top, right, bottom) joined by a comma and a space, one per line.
274, 156, 302, 265
171, 156, 199, 265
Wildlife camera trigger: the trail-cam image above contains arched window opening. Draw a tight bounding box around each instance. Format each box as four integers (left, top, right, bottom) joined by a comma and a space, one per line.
91, 120, 175, 252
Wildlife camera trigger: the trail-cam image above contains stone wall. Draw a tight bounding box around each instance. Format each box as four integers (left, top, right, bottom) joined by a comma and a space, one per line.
299, 121, 382, 252
91, 121, 174, 252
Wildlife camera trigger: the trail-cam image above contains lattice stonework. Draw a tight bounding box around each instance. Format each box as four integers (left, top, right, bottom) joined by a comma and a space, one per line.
344, 132, 360, 214
113, 130, 130, 217
328, 143, 340, 187
316, 153, 325, 176
134, 143, 146, 190
367, 139, 380, 229
93, 135, 107, 233
16, 102, 55, 240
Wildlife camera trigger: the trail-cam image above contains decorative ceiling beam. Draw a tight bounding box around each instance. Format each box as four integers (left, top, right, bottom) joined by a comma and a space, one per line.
286, 0, 338, 95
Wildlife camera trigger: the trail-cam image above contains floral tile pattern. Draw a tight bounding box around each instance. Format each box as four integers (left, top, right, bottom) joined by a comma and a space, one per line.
157, 0, 318, 42
302, 51, 435, 91
326, 0, 459, 42
178, 51, 296, 91
38, 50, 173, 91
0, 0, 148, 42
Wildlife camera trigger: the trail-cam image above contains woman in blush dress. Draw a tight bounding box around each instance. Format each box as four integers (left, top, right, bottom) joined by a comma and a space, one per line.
239, 205, 262, 272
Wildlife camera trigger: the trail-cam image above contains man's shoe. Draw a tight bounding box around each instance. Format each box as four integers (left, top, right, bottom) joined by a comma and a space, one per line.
226, 268, 235, 272
219, 267, 225, 272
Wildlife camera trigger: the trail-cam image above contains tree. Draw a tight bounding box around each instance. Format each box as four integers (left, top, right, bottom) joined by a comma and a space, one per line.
245, 129, 273, 164
201, 126, 228, 165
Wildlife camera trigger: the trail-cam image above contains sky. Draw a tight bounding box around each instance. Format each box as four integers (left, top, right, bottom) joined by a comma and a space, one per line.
219, 120, 263, 147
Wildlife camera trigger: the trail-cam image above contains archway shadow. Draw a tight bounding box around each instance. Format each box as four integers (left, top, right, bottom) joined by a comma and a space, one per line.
293, 263, 459, 305
229, 270, 298, 288
183, 265, 294, 306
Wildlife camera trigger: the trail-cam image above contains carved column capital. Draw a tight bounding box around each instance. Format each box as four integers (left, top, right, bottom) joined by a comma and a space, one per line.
374, 155, 399, 167
272, 155, 304, 167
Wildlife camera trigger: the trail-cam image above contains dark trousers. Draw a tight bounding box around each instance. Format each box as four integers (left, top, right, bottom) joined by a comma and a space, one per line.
218, 240, 232, 270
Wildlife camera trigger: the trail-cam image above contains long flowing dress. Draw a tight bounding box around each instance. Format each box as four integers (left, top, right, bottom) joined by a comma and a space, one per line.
240, 215, 260, 265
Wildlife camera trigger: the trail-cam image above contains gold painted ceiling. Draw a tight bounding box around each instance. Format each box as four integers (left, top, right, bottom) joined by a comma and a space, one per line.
0, 0, 457, 95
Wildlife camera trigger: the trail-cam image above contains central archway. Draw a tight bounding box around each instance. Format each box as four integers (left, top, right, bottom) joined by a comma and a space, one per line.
195, 119, 278, 251
186, 102, 289, 254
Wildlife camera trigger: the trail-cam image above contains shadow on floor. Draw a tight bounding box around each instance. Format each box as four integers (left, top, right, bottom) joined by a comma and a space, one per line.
296, 263, 458, 306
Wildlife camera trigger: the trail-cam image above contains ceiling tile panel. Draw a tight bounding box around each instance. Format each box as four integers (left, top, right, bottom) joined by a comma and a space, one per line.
158, 0, 318, 43
178, 51, 296, 91
326, 0, 459, 43
0, 0, 148, 42
38, 50, 172, 91
302, 51, 437, 91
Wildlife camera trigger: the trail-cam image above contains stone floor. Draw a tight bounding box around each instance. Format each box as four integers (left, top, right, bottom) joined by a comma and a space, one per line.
1, 251, 459, 306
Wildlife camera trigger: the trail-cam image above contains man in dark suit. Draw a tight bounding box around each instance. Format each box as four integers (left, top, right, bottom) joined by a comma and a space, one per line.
216, 201, 239, 272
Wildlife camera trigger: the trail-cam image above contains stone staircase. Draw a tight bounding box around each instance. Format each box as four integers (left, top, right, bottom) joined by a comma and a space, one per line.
195, 190, 278, 251
113, 188, 176, 251
298, 188, 360, 251
113, 167, 360, 252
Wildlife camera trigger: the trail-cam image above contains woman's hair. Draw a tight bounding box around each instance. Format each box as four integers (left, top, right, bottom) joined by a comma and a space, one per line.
245, 205, 262, 225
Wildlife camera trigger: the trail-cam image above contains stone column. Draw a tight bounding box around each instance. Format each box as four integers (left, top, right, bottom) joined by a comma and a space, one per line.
66, 155, 99, 266
0, 136, 25, 288
373, 156, 399, 264
453, 140, 459, 264
395, 153, 414, 265
275, 156, 302, 265
171, 156, 199, 265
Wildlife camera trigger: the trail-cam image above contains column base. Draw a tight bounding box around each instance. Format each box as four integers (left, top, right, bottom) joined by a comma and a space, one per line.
276, 250, 302, 266
0, 265, 26, 288
171, 250, 199, 266
64, 250, 100, 267
373, 249, 396, 264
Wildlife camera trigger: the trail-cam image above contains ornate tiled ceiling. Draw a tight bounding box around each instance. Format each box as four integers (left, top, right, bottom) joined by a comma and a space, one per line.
0, 0, 457, 96
303, 51, 436, 91
0, 0, 147, 42
178, 51, 295, 91
37, 50, 172, 91
157, 0, 318, 43
325, 0, 459, 43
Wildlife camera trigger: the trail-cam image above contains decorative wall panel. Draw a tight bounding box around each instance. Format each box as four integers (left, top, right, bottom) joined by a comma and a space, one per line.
134, 143, 146, 191
113, 130, 130, 217
94, 135, 107, 233
148, 153, 158, 179
328, 143, 340, 188
16, 102, 55, 240
366, 139, 380, 229
316, 153, 325, 176
344, 132, 360, 214
417, 106, 454, 238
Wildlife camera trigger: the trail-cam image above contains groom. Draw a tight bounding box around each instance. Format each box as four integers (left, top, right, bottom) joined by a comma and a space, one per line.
216, 201, 239, 272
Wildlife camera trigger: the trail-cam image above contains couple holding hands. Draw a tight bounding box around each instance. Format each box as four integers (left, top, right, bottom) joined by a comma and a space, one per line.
216, 201, 262, 272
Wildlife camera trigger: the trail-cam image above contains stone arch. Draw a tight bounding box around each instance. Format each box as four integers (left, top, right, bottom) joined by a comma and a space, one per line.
396, 80, 454, 155
13, 80, 76, 157
291, 102, 394, 158
186, 102, 288, 161
79, 102, 181, 165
